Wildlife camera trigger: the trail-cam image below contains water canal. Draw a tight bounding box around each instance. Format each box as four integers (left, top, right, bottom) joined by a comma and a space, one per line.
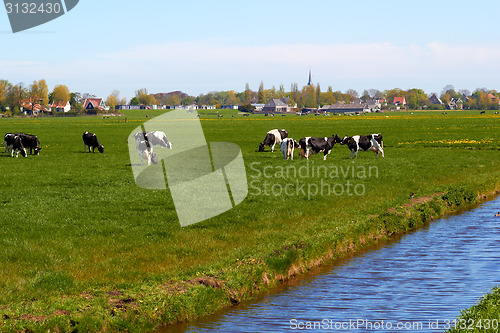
164, 196, 500, 332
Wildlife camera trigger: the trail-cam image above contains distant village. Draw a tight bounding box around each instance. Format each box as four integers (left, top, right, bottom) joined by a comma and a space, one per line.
1, 72, 499, 117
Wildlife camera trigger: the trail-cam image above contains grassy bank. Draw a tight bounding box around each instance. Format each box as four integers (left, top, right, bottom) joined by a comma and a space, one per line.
0, 110, 499, 332
447, 287, 500, 333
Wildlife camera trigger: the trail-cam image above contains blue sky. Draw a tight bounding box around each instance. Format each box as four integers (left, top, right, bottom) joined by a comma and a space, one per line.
2, 0, 500, 101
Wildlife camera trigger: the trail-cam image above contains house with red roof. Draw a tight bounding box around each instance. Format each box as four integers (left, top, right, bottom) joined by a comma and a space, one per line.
20, 98, 46, 116
393, 96, 406, 106
83, 98, 108, 111
50, 101, 71, 112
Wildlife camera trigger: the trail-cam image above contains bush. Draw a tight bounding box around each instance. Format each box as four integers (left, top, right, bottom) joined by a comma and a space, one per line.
442, 185, 477, 206
86, 108, 100, 115
238, 104, 256, 113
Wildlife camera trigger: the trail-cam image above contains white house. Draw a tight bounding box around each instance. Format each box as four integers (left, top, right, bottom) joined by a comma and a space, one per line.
50, 101, 71, 112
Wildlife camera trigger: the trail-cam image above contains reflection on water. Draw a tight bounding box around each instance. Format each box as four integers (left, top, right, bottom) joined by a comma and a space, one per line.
163, 196, 500, 332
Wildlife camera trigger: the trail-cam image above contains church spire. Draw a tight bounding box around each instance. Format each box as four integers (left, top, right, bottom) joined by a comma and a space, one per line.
307, 68, 313, 86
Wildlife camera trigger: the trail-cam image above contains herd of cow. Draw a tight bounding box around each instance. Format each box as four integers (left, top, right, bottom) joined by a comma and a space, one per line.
3, 131, 105, 158
4, 130, 173, 167
3, 133, 42, 157
258, 129, 384, 160
4, 127, 382, 163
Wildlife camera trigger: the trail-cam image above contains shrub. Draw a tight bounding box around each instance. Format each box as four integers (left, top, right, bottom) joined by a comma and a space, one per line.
442, 185, 477, 206
238, 104, 255, 113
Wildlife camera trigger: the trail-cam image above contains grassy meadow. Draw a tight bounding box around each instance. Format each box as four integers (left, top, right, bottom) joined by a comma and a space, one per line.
0, 109, 499, 332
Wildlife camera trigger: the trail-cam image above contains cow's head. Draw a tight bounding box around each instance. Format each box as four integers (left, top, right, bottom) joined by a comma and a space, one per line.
20, 148, 27, 157
292, 139, 300, 148
151, 152, 159, 165
332, 134, 342, 144
35, 147, 42, 155
340, 136, 350, 145
98, 145, 104, 153
258, 142, 265, 152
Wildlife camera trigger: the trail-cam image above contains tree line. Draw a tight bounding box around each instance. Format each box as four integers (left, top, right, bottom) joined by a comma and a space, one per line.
1, 78, 499, 116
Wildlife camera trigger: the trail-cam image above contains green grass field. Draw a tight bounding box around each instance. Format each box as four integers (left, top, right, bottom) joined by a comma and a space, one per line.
1, 110, 499, 332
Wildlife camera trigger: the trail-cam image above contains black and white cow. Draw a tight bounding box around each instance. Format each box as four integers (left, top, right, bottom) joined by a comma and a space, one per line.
298, 135, 342, 160
135, 139, 158, 166
280, 138, 300, 160
83, 132, 104, 153
340, 134, 384, 159
18, 133, 41, 155
147, 131, 172, 149
258, 129, 288, 152
4, 133, 27, 158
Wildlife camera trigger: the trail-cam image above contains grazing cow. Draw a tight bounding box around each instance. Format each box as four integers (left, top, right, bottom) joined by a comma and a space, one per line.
480, 111, 486, 114
4, 133, 27, 158
134, 131, 172, 149
258, 129, 288, 152
18, 133, 41, 155
136, 139, 158, 166
298, 135, 342, 160
147, 131, 172, 149
82, 132, 104, 153
4, 133, 17, 156
340, 134, 384, 159
280, 138, 300, 160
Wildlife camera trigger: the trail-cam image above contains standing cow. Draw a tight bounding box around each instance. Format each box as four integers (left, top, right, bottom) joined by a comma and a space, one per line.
4, 133, 27, 158
299, 135, 342, 160
280, 138, 300, 160
135, 131, 172, 150
83, 132, 104, 153
340, 134, 384, 158
18, 133, 42, 155
258, 129, 288, 152
136, 139, 158, 166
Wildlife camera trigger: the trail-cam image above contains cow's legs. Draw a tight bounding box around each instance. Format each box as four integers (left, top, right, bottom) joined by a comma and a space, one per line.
323, 149, 331, 160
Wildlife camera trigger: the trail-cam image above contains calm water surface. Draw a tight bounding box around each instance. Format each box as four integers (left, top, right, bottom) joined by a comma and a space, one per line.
164, 196, 500, 332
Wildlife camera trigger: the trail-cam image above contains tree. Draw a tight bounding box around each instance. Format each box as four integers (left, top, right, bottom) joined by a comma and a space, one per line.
135, 88, 157, 105
441, 84, 455, 97
405, 89, 428, 109
70, 92, 82, 108
106, 95, 118, 110
368, 89, 383, 99
166, 95, 180, 106
106, 90, 122, 109
0, 80, 11, 109
315, 83, 321, 105
29, 79, 49, 107
130, 96, 140, 105
244, 83, 251, 103
258, 81, 265, 104
383, 88, 405, 104
52, 84, 71, 103
302, 84, 317, 108
6, 82, 27, 108
361, 90, 371, 101
181, 96, 195, 105
345, 89, 359, 99
238, 104, 255, 113
277, 84, 285, 99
